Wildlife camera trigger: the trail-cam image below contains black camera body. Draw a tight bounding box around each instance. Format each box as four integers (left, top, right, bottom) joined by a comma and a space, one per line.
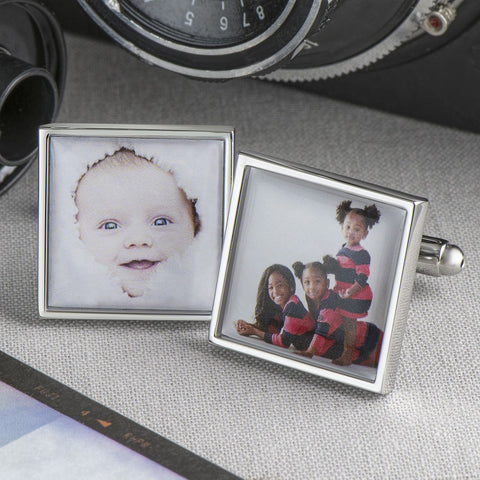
296, 1, 480, 133
40, 0, 480, 133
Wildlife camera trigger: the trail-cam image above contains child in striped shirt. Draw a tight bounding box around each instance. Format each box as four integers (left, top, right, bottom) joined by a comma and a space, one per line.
292, 260, 382, 367
330, 200, 381, 366
235, 264, 315, 351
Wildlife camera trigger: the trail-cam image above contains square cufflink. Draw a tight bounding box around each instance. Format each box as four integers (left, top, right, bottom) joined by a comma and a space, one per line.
209, 152, 464, 394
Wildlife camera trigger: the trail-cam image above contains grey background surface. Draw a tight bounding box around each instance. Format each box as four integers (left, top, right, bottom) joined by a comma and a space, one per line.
1, 33, 479, 479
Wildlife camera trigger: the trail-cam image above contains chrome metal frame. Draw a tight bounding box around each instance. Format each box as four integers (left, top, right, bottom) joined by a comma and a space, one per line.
38, 123, 234, 320
209, 152, 428, 394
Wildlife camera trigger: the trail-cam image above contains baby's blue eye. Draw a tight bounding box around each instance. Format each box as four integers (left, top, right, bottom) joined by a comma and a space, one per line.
102, 221, 118, 230
153, 217, 171, 226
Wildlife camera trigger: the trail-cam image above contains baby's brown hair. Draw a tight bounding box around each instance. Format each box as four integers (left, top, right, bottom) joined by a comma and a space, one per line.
74, 147, 201, 235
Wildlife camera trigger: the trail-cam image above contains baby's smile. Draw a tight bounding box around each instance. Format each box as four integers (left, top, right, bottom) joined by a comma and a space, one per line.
75, 154, 197, 298
120, 259, 161, 270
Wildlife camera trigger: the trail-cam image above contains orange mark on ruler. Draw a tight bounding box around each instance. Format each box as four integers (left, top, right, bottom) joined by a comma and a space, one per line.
96, 419, 112, 428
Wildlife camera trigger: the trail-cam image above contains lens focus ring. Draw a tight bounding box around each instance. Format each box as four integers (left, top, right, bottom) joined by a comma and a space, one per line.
265, 0, 462, 81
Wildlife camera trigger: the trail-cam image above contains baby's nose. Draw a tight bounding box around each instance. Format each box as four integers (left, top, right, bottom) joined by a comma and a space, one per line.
123, 226, 153, 248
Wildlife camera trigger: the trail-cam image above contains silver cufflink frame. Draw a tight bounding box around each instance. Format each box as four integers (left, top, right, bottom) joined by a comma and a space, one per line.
37, 125, 465, 394
38, 124, 234, 321
208, 152, 464, 394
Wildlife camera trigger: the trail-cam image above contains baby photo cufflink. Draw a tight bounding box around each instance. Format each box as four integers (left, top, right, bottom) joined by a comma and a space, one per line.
38, 124, 234, 320
209, 152, 464, 394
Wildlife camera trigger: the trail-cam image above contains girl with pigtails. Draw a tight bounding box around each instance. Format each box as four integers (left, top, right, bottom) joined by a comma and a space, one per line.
235, 260, 382, 367
329, 200, 381, 366
292, 260, 383, 367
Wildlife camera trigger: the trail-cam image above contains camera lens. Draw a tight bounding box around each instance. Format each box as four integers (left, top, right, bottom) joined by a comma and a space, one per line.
0, 0, 65, 194
77, 0, 463, 81
120, 0, 292, 48
78, 0, 326, 79
0, 54, 58, 166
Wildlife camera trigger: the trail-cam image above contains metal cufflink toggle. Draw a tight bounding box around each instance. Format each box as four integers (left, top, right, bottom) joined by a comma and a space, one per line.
417, 236, 464, 276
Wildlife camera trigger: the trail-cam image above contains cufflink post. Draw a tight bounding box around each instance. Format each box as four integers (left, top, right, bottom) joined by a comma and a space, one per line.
417, 235, 464, 276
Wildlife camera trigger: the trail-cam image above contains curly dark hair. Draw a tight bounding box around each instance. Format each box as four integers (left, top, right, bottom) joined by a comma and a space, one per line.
292, 259, 338, 318
292, 258, 337, 280
254, 264, 295, 332
335, 200, 381, 230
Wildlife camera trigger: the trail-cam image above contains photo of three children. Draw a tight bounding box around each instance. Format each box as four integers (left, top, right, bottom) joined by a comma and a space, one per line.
234, 200, 384, 370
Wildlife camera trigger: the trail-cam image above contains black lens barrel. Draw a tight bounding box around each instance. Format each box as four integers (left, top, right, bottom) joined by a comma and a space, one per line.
0, 52, 58, 166
0, 0, 65, 194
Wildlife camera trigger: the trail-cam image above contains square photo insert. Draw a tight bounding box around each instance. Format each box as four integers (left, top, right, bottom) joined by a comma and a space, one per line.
39, 124, 233, 320
210, 152, 428, 393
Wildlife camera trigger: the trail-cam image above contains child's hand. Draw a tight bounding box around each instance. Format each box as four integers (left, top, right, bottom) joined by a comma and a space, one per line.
293, 348, 314, 358
339, 289, 352, 299
235, 320, 255, 336
340, 282, 362, 299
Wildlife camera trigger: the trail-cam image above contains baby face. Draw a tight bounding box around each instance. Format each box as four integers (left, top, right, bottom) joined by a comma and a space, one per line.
76, 161, 195, 297
301, 267, 328, 303
267, 271, 292, 308
342, 212, 368, 247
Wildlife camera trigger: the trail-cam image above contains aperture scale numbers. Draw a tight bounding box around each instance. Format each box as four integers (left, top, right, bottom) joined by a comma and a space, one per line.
136, 0, 287, 44
182, 1, 268, 33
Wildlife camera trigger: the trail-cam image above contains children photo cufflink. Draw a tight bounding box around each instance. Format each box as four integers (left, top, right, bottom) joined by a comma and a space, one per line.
38, 124, 234, 320
209, 152, 464, 394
